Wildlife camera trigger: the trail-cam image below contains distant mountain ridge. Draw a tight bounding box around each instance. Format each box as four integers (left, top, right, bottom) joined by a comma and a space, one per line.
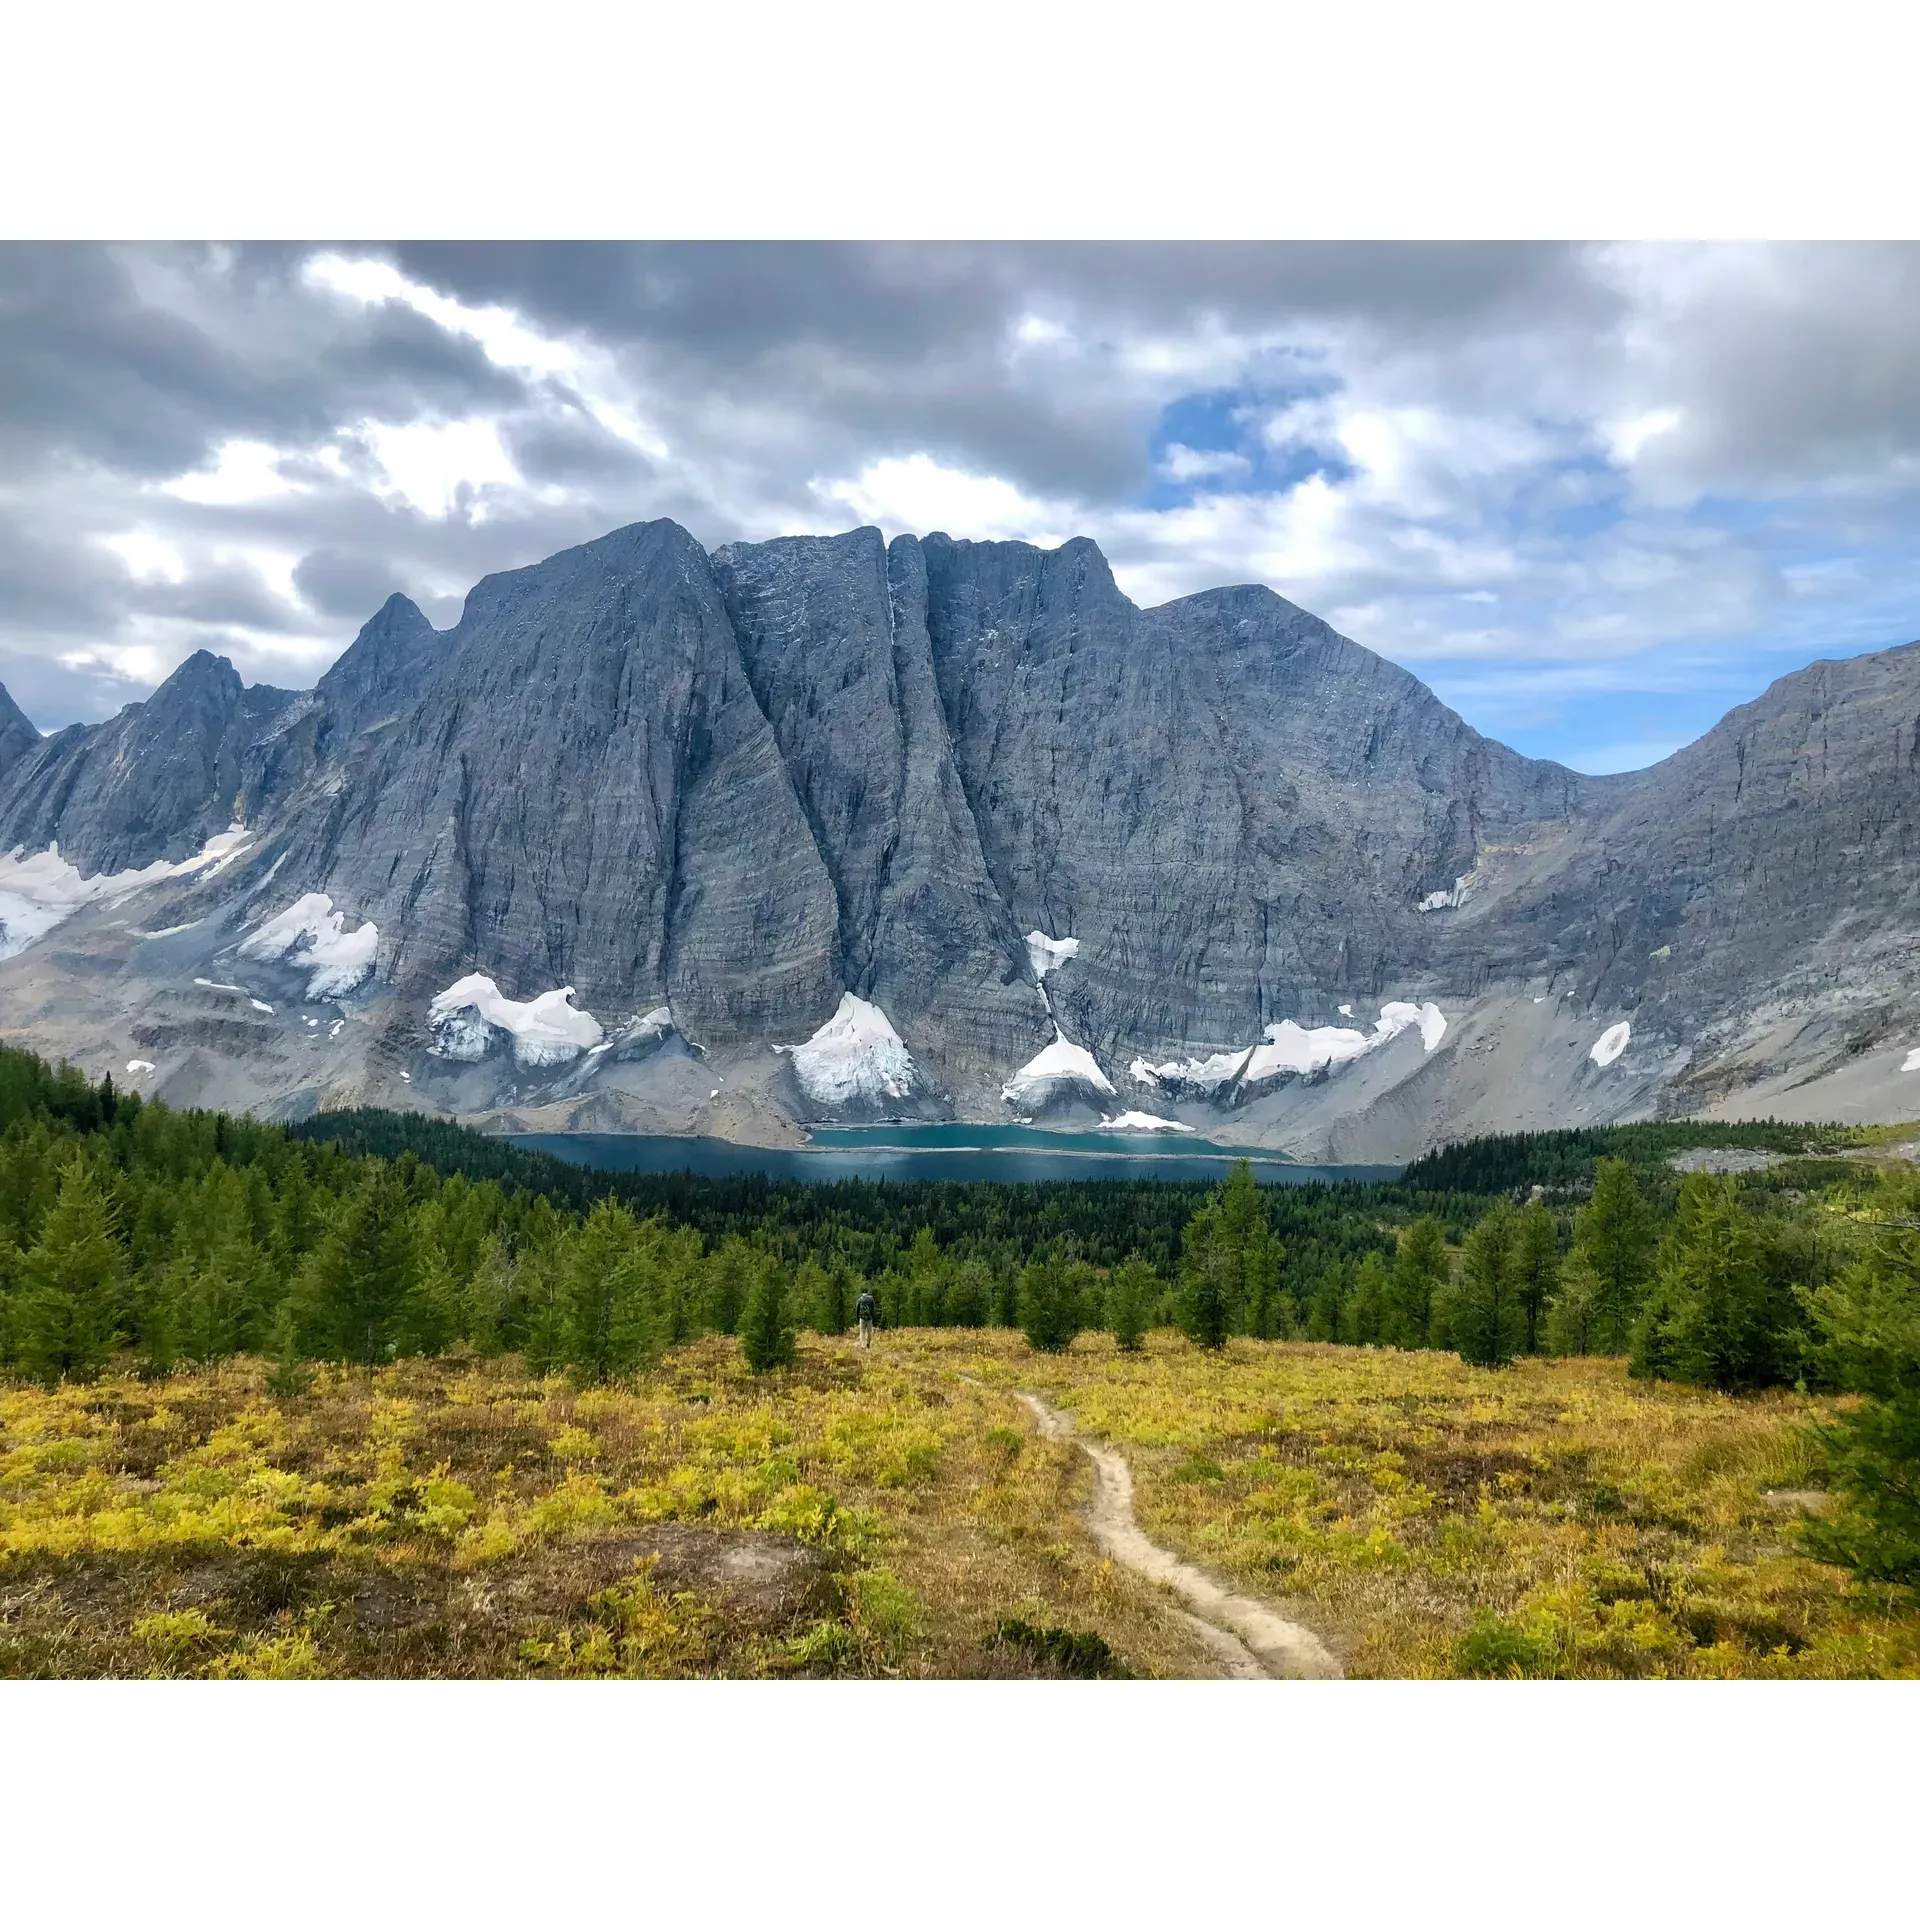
0, 517, 1915, 1160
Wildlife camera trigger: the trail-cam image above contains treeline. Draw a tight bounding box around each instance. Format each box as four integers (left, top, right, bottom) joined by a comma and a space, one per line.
1400, 1117, 1854, 1196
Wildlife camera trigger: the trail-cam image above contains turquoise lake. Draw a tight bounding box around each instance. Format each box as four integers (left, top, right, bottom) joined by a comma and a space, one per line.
512, 1126, 1401, 1186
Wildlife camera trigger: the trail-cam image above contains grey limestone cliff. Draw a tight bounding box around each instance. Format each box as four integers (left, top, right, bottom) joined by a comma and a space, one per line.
0, 516, 1916, 1153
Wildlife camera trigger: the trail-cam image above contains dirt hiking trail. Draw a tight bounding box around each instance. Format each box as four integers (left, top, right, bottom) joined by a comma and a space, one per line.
1014, 1389, 1342, 1680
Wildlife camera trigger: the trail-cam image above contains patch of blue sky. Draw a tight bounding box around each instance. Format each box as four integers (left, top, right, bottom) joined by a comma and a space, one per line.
1144, 382, 1350, 510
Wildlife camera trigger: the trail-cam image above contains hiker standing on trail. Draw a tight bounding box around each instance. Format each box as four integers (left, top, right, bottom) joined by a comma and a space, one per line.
855, 1287, 879, 1349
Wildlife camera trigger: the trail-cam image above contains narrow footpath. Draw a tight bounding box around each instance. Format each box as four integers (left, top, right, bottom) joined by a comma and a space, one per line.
1014, 1389, 1343, 1681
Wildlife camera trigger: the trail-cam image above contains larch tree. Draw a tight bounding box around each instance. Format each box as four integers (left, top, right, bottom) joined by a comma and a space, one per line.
15, 1157, 127, 1384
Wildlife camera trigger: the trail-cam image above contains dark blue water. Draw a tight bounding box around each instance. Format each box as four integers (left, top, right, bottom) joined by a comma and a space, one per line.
511, 1128, 1401, 1186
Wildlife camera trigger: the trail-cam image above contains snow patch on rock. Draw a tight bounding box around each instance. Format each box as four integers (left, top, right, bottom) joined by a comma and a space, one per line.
1098, 1110, 1196, 1133
0, 826, 252, 961
239, 893, 379, 999
125, 1060, 155, 1076
1591, 1021, 1632, 1067
1131, 1001, 1447, 1096
427, 974, 604, 1067
774, 993, 920, 1104
1025, 930, 1080, 980
1003, 1028, 1115, 1105
1902, 1047, 1920, 1074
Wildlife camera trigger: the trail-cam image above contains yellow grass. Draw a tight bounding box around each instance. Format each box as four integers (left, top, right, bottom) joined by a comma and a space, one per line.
2, 1330, 1912, 1677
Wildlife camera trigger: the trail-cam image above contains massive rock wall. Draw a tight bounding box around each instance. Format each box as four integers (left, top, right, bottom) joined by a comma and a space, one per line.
1, 516, 1916, 1148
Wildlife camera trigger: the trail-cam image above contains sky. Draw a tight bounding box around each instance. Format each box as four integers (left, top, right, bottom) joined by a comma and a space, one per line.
5, 240, 1920, 773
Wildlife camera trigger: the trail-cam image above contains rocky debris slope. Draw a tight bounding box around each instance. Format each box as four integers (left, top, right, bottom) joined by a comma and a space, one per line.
1, 517, 1917, 1156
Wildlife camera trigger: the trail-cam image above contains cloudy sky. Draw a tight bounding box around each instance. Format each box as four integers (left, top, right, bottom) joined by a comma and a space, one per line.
6, 240, 1920, 771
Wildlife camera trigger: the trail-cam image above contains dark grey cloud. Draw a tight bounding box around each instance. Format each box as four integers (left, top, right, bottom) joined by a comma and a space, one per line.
0, 243, 530, 483
292, 546, 407, 620
0, 240, 1918, 773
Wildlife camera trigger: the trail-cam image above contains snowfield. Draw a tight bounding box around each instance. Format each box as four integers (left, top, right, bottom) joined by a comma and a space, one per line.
1098, 1110, 1196, 1133
1003, 1028, 1116, 1104
774, 993, 920, 1104
1131, 1001, 1447, 1095
428, 974, 604, 1067
1025, 930, 1080, 980
1591, 1021, 1632, 1067
0, 827, 251, 960
238, 892, 380, 999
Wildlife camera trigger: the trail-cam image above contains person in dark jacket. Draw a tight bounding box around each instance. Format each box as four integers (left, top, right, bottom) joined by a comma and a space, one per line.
855, 1288, 878, 1349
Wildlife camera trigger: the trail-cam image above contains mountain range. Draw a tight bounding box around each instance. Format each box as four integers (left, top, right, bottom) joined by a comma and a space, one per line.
0, 517, 1916, 1161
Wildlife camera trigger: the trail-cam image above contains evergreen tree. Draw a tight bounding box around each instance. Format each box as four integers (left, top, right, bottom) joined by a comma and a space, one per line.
1800, 1199, 1920, 1586
794, 1257, 837, 1335
1510, 1200, 1560, 1355
946, 1258, 991, 1328
519, 1242, 568, 1376
739, 1254, 797, 1373
1306, 1261, 1348, 1343
1449, 1201, 1524, 1367
705, 1238, 752, 1336
1107, 1253, 1156, 1352
264, 1307, 314, 1399
1544, 1249, 1601, 1356
1019, 1253, 1081, 1352
1176, 1247, 1230, 1349
1631, 1174, 1781, 1389
294, 1169, 418, 1365
1386, 1216, 1448, 1347
464, 1234, 522, 1355
404, 1232, 466, 1357
1342, 1252, 1391, 1345
558, 1199, 665, 1382
1177, 1161, 1285, 1340
1573, 1158, 1655, 1353
906, 1227, 947, 1322
15, 1158, 126, 1384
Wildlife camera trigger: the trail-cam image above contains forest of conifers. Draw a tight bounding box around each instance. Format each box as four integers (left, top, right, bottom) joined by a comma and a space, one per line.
0, 1044, 1885, 1385
6, 1043, 1919, 1585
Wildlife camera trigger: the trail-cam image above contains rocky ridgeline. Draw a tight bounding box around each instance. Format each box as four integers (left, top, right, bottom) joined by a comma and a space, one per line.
1, 518, 1917, 1154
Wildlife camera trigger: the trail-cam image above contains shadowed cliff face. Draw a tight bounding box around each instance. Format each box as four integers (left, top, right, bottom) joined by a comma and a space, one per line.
0, 515, 1916, 1132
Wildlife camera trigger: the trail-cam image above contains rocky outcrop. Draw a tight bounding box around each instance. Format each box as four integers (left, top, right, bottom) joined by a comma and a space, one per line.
0, 516, 1916, 1152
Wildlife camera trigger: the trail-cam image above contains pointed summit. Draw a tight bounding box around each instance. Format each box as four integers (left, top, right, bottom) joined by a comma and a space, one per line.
318, 593, 441, 742
0, 680, 40, 785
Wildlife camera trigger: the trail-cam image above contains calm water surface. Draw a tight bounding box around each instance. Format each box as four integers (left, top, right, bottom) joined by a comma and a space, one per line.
513, 1126, 1400, 1186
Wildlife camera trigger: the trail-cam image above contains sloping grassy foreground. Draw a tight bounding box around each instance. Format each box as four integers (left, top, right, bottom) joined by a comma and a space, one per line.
2, 1331, 1912, 1678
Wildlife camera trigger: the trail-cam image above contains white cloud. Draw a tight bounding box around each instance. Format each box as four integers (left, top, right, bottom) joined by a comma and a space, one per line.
96, 529, 187, 584
354, 417, 523, 521
160, 438, 305, 506
812, 453, 1073, 546
1159, 442, 1251, 484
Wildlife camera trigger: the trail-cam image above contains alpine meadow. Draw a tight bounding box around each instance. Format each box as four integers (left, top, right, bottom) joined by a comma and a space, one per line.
3, 1043, 1918, 1679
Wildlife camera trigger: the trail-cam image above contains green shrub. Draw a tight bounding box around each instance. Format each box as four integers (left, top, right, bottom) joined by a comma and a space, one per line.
1455, 1612, 1554, 1677
989, 1617, 1127, 1678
